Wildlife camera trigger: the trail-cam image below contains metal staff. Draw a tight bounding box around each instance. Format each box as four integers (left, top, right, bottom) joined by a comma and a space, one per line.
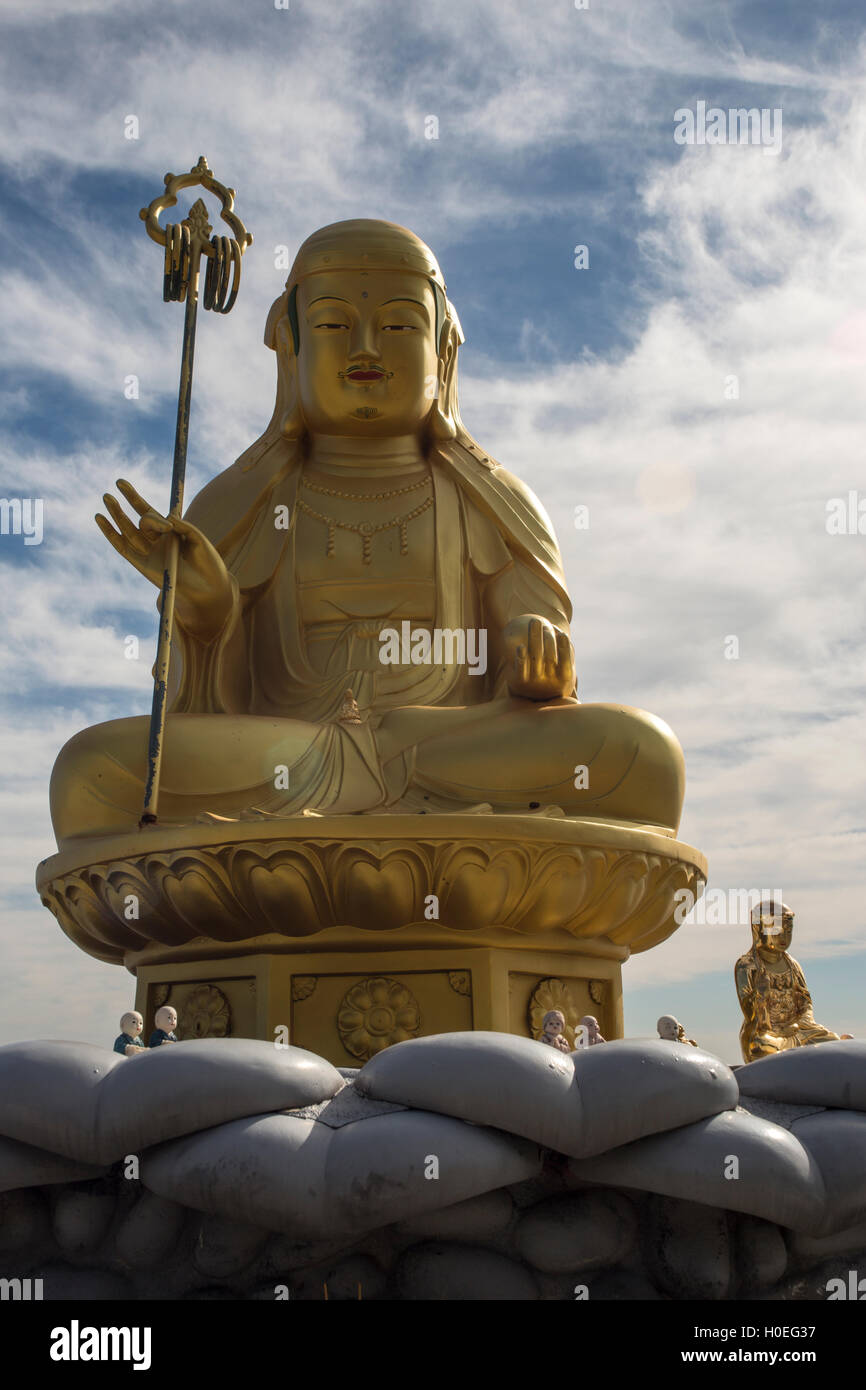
137, 156, 252, 826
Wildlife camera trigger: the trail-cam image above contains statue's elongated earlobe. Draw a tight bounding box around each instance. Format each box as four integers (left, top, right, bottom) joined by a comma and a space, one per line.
264, 292, 289, 349
273, 315, 305, 440
429, 320, 460, 440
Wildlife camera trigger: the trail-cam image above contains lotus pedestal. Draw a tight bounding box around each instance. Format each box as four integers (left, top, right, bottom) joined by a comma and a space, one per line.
37, 814, 707, 1065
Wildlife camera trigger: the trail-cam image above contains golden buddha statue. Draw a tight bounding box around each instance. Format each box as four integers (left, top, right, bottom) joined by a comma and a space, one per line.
736, 901, 840, 1062
49, 218, 686, 845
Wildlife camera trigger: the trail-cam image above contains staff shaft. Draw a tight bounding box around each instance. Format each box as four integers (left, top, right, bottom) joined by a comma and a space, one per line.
140, 263, 201, 826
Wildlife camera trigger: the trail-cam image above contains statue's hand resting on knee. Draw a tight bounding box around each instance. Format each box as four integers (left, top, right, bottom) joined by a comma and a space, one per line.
503, 615, 577, 702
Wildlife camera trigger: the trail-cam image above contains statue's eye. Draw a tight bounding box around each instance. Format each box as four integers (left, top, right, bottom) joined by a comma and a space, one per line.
314, 322, 349, 330
382, 324, 417, 332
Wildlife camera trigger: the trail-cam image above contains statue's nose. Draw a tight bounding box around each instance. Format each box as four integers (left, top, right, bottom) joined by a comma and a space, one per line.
347, 317, 380, 361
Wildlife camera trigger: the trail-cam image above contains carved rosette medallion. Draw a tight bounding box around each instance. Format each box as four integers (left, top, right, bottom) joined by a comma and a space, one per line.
337, 976, 420, 1061
178, 984, 231, 1039
528, 977, 582, 1048
448, 970, 472, 996
291, 976, 318, 1002
589, 979, 607, 1006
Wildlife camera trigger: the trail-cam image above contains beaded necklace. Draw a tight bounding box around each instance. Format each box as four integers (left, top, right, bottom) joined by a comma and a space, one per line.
298, 470, 433, 563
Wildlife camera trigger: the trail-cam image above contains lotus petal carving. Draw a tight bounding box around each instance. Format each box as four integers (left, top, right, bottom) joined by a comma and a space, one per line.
36, 818, 706, 966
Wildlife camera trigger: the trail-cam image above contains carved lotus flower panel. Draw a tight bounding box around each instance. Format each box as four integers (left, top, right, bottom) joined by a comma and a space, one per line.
178, 984, 231, 1040
337, 977, 421, 1061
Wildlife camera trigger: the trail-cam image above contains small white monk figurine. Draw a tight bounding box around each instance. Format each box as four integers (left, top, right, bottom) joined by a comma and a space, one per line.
657, 1014, 698, 1047
113, 1010, 146, 1057
577, 1014, 606, 1046
148, 1005, 179, 1048
539, 1009, 570, 1053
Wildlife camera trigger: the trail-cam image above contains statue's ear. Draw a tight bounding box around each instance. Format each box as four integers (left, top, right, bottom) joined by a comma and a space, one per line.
265, 291, 290, 350
274, 312, 295, 360
268, 300, 305, 440
430, 318, 461, 440
445, 298, 465, 345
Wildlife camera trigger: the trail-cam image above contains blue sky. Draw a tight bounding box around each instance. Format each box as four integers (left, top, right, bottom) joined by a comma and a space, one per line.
1, 0, 865, 1061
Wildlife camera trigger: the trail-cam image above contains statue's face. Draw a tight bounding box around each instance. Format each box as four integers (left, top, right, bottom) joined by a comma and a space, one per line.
156, 1006, 177, 1031
295, 269, 439, 437
756, 915, 793, 954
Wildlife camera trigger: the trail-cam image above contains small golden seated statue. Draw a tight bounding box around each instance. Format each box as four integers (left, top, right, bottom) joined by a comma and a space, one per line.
337, 688, 363, 725
736, 901, 840, 1062
49, 218, 686, 846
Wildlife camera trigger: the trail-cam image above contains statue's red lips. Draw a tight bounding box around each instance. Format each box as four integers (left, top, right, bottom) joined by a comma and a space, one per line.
344, 368, 386, 381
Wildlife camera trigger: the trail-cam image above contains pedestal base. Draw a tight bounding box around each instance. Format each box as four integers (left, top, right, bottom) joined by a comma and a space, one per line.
37, 812, 705, 1064
133, 944, 625, 1064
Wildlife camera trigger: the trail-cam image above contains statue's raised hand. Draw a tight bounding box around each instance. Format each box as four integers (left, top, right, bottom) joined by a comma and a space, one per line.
95, 479, 234, 639
504, 614, 577, 701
